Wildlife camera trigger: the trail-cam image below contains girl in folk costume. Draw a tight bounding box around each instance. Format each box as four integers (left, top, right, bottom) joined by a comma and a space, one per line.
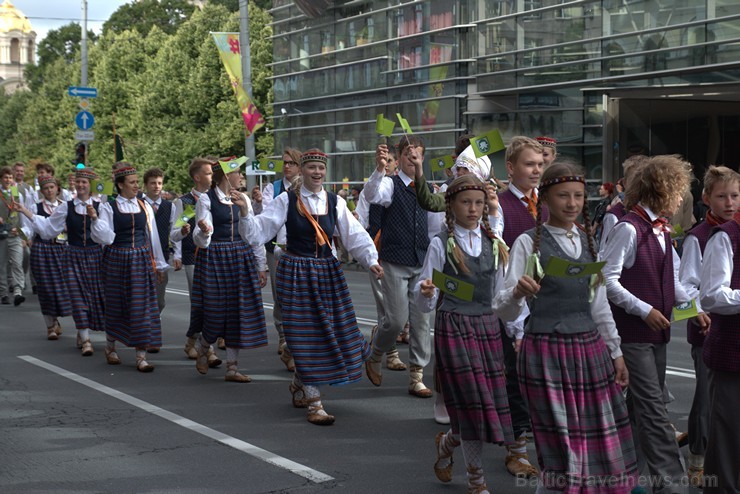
699, 209, 740, 494
89, 166, 169, 372
678, 166, 739, 488
17, 176, 72, 341
191, 158, 268, 383
18, 168, 106, 356
501, 161, 638, 493
415, 175, 515, 494
244, 149, 383, 426
602, 155, 708, 493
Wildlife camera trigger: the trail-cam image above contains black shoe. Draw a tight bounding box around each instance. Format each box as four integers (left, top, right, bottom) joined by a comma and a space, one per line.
13, 294, 25, 306
1, 296, 9, 305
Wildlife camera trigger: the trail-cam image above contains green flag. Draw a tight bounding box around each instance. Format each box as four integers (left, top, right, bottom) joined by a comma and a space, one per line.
431, 154, 455, 173
9, 185, 19, 200
470, 129, 505, 158
544, 256, 606, 278
114, 134, 125, 162
219, 156, 248, 175
174, 204, 196, 228
259, 158, 284, 173
432, 269, 474, 302
376, 114, 396, 137
396, 113, 413, 134
92, 180, 114, 196
672, 299, 699, 322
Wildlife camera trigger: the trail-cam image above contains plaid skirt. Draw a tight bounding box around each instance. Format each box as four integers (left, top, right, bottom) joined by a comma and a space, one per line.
435, 311, 513, 444
191, 240, 267, 348
102, 244, 162, 348
66, 245, 105, 332
518, 330, 638, 493
277, 253, 369, 386
29, 240, 72, 318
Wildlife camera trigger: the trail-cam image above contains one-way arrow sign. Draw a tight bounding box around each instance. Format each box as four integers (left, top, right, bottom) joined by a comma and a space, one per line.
68, 86, 98, 98
75, 110, 94, 130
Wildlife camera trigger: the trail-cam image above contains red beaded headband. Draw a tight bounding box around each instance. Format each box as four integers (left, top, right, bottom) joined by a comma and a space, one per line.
113, 166, 137, 179
39, 176, 57, 188
444, 183, 488, 201
540, 175, 585, 189
301, 151, 328, 166
76, 168, 98, 181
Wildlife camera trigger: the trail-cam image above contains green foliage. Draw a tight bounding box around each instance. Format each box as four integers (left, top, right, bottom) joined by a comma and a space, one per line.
0, 1, 273, 193
103, 0, 196, 37
24, 23, 97, 91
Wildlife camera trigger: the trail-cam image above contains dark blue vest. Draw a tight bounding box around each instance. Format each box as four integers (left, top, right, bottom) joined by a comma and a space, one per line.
285, 190, 337, 258
66, 200, 99, 247
378, 175, 430, 267
179, 192, 197, 265
208, 188, 240, 243
112, 200, 147, 248
151, 199, 172, 260
368, 203, 383, 239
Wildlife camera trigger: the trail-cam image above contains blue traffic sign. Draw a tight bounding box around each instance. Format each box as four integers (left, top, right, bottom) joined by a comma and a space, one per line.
75, 111, 95, 130
68, 86, 98, 98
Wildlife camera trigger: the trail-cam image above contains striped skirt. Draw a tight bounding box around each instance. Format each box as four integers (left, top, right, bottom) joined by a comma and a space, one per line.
102, 244, 162, 348
191, 240, 267, 348
66, 245, 105, 332
518, 330, 638, 493
276, 254, 369, 386
29, 241, 72, 318
435, 311, 513, 444
187, 247, 205, 338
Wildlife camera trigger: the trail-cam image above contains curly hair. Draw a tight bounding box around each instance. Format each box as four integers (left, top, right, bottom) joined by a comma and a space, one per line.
625, 155, 691, 214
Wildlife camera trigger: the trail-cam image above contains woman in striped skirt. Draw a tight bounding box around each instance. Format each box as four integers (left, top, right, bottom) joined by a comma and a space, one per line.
191, 158, 267, 383
500, 161, 637, 493
89, 166, 169, 372
414, 175, 515, 494
18, 176, 72, 341
19, 168, 105, 356
243, 149, 383, 426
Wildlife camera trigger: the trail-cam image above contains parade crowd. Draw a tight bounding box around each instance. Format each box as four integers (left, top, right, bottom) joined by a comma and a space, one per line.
0, 134, 738, 494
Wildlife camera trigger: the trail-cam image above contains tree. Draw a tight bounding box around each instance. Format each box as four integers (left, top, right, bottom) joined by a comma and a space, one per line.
103, 0, 196, 36
24, 23, 97, 91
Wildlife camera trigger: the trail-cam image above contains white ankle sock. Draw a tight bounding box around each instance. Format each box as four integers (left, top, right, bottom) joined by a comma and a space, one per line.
78, 329, 90, 341
689, 452, 704, 469
226, 347, 239, 362
44, 315, 55, 327
507, 436, 533, 466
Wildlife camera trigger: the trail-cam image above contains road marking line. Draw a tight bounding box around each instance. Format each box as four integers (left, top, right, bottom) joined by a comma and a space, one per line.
666, 365, 696, 379
18, 355, 334, 484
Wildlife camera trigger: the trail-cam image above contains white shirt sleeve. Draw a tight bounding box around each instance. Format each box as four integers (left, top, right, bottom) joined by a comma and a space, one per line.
144, 202, 170, 272
602, 222, 653, 319
28, 201, 68, 240
671, 245, 696, 309
355, 190, 370, 229
166, 201, 181, 262
363, 169, 394, 207
335, 195, 378, 269
242, 192, 290, 246
679, 235, 702, 304
599, 212, 618, 251
193, 193, 212, 249
493, 234, 531, 322
700, 231, 740, 315
262, 181, 275, 206
170, 198, 186, 243
489, 206, 504, 238
413, 236, 444, 313
91, 201, 115, 246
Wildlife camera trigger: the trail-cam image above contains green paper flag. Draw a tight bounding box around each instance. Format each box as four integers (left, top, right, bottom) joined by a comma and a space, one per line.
259, 158, 284, 173
431, 154, 455, 172
544, 256, 606, 278
396, 113, 413, 134
9, 185, 19, 199
376, 114, 396, 137
92, 180, 114, 196
672, 299, 699, 322
219, 156, 248, 175
432, 269, 474, 302
174, 204, 196, 228
470, 129, 505, 158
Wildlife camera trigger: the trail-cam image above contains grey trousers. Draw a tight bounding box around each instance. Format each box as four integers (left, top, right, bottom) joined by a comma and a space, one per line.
372, 261, 430, 368
704, 369, 740, 494
688, 344, 709, 456
266, 250, 284, 341
156, 269, 168, 314
369, 269, 386, 325
622, 343, 687, 494
0, 236, 24, 297
184, 264, 194, 295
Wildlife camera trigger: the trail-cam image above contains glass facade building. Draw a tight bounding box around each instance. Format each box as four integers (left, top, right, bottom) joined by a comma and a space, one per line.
269, 0, 740, 186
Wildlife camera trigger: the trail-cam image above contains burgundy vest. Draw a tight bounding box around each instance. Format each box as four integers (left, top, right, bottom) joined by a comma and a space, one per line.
685, 221, 719, 346
702, 221, 740, 373
607, 201, 626, 221
499, 188, 548, 247
610, 212, 675, 344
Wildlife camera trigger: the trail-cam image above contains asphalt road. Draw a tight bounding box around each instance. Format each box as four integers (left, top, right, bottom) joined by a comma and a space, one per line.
0, 266, 702, 493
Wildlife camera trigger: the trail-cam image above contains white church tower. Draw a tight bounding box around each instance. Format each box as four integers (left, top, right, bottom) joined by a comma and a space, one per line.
0, 0, 35, 93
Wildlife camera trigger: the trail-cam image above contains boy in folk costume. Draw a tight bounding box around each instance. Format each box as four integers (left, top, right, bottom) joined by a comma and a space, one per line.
495, 136, 546, 477
364, 135, 444, 398
685, 167, 739, 490
170, 158, 221, 367
699, 208, 740, 494
602, 155, 709, 493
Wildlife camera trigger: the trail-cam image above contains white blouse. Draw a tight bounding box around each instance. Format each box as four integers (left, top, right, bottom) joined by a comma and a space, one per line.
700, 230, 740, 315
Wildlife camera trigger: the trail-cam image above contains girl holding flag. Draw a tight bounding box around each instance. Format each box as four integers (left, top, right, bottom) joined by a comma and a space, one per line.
16, 168, 105, 356
191, 157, 268, 383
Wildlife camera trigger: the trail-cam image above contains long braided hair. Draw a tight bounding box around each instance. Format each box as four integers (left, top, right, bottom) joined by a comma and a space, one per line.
444, 174, 508, 275
533, 160, 603, 285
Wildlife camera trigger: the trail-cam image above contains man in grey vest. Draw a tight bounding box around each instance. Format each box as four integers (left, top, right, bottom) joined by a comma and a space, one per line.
0, 166, 25, 305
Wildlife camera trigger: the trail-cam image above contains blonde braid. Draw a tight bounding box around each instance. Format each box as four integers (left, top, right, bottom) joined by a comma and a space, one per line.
481, 204, 509, 267
581, 203, 604, 286
445, 202, 471, 274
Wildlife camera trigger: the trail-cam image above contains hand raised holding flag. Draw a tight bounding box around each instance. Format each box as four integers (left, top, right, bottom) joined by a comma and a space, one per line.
375, 144, 389, 173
